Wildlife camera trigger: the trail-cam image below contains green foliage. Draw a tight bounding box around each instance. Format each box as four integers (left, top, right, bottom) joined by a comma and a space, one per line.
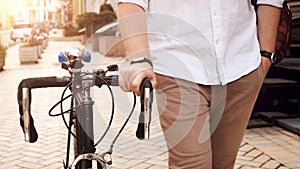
74, 11, 117, 38
75, 11, 117, 29
62, 22, 80, 37
99, 10, 117, 19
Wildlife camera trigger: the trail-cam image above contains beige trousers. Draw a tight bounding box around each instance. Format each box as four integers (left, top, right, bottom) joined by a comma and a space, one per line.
155, 65, 264, 169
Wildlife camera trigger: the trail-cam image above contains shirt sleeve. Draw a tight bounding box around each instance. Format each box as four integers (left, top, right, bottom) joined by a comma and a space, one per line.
116, 0, 149, 11
257, 0, 284, 8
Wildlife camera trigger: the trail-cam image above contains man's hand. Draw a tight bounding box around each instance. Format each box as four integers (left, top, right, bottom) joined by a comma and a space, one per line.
117, 3, 156, 95
261, 56, 272, 77
119, 61, 157, 96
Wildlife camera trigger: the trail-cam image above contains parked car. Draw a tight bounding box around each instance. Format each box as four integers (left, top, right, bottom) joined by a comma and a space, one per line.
10, 22, 33, 42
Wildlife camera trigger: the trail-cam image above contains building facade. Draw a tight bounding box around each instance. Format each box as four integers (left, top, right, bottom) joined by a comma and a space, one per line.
0, 0, 117, 30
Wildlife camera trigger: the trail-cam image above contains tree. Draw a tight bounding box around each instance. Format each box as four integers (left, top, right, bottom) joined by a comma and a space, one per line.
75, 11, 117, 38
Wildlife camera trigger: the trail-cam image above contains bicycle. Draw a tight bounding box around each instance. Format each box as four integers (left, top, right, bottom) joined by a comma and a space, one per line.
17, 48, 153, 169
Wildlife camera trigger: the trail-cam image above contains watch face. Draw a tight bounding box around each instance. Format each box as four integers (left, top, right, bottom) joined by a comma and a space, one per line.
271, 53, 277, 63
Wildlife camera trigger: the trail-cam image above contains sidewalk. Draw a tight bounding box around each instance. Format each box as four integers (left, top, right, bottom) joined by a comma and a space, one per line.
0, 33, 299, 169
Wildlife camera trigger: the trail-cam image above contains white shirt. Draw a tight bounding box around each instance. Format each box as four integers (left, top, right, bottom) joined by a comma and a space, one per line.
117, 0, 284, 85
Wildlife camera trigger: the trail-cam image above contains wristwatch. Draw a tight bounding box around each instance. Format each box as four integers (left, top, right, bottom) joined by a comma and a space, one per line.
260, 50, 277, 64
130, 57, 153, 67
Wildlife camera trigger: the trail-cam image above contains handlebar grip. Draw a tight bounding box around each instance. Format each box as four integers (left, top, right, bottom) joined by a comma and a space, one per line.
17, 76, 71, 143
20, 87, 38, 143
136, 78, 153, 140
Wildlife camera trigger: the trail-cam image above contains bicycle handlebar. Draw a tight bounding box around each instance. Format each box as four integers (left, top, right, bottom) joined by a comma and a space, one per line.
17, 74, 119, 143
136, 79, 153, 140
17, 76, 71, 143
16, 47, 156, 169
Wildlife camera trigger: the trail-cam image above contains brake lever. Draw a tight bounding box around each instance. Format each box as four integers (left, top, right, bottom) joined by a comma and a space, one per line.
136, 78, 153, 140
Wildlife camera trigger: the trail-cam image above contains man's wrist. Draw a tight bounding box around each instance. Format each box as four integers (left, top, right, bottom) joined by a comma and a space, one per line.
260, 50, 277, 64
130, 57, 153, 67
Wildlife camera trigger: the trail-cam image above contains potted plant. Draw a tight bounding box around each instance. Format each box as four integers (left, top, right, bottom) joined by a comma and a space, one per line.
62, 22, 80, 37
19, 39, 38, 64
0, 42, 7, 70
75, 11, 117, 39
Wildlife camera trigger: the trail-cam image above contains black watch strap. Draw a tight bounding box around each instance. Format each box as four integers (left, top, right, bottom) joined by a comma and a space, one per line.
130, 57, 153, 67
260, 50, 275, 63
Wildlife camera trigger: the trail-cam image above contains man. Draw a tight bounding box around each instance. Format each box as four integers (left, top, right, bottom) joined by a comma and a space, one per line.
117, 0, 282, 168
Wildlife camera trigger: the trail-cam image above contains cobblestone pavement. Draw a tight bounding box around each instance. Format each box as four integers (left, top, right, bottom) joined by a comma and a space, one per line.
0, 35, 299, 169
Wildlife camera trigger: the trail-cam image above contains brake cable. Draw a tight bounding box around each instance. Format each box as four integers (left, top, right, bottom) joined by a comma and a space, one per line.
48, 72, 137, 155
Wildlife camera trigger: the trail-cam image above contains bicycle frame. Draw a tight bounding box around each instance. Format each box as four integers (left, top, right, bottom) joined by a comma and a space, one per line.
17, 49, 153, 169
17, 60, 118, 169
72, 69, 96, 169
54, 59, 117, 169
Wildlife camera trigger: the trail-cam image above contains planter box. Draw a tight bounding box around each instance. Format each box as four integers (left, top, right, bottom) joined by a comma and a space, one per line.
19, 46, 38, 64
